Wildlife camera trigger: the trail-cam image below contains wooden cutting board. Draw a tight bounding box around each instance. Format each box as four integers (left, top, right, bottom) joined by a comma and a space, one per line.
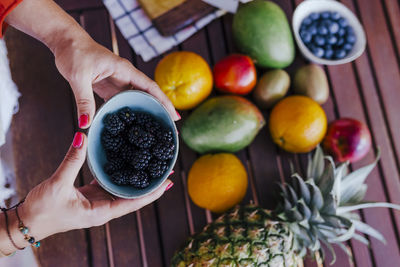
139, 0, 215, 36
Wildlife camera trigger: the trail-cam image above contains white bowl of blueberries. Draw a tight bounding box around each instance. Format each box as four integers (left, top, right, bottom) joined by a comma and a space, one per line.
293, 0, 366, 65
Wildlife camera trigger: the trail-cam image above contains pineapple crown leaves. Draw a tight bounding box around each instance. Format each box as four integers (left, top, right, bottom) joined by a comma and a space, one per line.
274, 146, 400, 264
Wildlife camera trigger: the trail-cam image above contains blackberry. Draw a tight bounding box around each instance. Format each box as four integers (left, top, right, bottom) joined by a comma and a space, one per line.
148, 160, 169, 178
118, 107, 136, 126
120, 146, 136, 162
144, 120, 161, 135
135, 112, 153, 125
104, 158, 124, 175
106, 150, 120, 161
111, 169, 134, 185
156, 130, 173, 144
128, 126, 155, 149
103, 113, 125, 135
101, 130, 123, 152
152, 142, 175, 160
130, 170, 150, 188
131, 150, 152, 170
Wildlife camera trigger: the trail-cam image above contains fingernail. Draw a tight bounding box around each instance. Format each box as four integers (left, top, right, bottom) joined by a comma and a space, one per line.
79, 114, 89, 128
176, 111, 181, 120
73, 132, 84, 148
169, 170, 175, 175
165, 182, 174, 191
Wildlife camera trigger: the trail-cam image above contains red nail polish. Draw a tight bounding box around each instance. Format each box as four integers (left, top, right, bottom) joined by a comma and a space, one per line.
176, 111, 181, 120
73, 132, 84, 148
169, 170, 175, 175
79, 114, 89, 128
165, 182, 174, 191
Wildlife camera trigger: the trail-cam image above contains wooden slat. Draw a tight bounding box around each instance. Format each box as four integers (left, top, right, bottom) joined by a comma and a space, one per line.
354, 0, 400, 173
381, 0, 400, 61
6, 28, 90, 267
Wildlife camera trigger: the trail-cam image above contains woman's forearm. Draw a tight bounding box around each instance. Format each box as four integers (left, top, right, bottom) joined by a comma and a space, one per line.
4, 0, 91, 53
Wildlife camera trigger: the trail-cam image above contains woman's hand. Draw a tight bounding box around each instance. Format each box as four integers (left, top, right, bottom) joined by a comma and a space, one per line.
53, 36, 180, 128
17, 132, 173, 242
53, 35, 180, 128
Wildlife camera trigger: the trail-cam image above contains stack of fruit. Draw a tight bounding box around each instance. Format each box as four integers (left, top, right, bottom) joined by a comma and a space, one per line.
146, 0, 387, 265
101, 107, 175, 189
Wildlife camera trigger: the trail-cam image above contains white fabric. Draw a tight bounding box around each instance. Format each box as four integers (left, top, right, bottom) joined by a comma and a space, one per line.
0, 39, 20, 147
0, 38, 20, 206
103, 0, 251, 62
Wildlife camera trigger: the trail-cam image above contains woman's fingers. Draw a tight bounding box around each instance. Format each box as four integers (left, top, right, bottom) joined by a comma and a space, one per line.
53, 132, 87, 185
108, 179, 174, 219
70, 78, 96, 129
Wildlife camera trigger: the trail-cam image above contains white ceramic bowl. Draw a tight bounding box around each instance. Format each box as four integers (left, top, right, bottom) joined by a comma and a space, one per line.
292, 0, 366, 65
87, 91, 179, 199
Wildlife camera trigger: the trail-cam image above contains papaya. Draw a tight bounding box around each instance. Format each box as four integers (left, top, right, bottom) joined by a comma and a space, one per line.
181, 96, 265, 154
232, 0, 295, 68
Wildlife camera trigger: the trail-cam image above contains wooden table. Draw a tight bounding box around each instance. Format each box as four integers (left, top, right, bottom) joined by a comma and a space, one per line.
5, 0, 400, 266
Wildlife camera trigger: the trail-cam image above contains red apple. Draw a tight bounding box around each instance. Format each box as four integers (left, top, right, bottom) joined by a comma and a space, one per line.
213, 54, 257, 95
323, 118, 372, 163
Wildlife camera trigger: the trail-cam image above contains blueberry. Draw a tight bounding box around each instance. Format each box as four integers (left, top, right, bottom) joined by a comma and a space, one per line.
345, 26, 354, 35
312, 47, 325, 58
324, 49, 334, 59
314, 35, 326, 46
337, 37, 345, 46
308, 24, 318, 35
321, 11, 331, 19
338, 28, 346, 36
317, 25, 329, 35
300, 31, 312, 43
309, 12, 320, 21
302, 17, 312, 26
346, 34, 356, 44
331, 12, 341, 20
338, 17, 348, 27
328, 22, 340, 34
335, 49, 347, 59
343, 43, 353, 51
322, 19, 333, 27
326, 35, 338, 45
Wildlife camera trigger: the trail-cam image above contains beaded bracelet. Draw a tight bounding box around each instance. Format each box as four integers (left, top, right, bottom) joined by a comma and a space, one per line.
15, 206, 41, 248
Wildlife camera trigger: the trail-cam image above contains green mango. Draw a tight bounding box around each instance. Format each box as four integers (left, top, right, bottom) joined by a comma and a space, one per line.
232, 0, 295, 68
181, 96, 265, 154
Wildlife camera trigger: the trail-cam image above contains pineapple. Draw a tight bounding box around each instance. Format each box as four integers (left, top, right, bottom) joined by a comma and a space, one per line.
171, 147, 400, 266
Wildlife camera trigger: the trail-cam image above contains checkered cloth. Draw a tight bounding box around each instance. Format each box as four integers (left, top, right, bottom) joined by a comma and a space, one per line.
103, 0, 234, 62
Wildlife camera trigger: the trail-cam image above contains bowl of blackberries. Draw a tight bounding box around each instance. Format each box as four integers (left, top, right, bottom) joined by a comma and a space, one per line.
87, 90, 178, 199
293, 0, 366, 65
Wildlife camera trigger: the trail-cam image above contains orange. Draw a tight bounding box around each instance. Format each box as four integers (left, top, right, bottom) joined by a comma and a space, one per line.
154, 51, 213, 110
269, 95, 327, 153
188, 153, 248, 213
